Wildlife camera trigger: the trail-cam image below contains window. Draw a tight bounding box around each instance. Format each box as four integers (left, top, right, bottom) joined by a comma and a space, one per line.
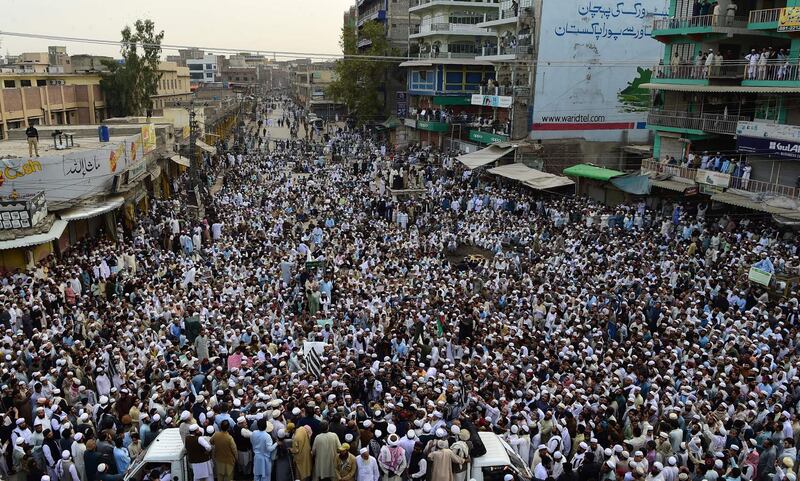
392, 23, 397, 28
190, 72, 204, 80
36, 79, 47, 86
3, 80, 14, 88
188, 64, 203, 71
205, 73, 213, 78
206, 64, 213, 69
20, 80, 32, 87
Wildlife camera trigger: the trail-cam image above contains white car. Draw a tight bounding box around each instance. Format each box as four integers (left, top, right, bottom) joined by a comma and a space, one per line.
124, 429, 188, 481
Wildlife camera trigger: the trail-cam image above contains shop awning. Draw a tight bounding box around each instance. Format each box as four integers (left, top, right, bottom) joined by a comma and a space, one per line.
457, 143, 516, 170
171, 155, 191, 167
381, 116, 402, 129
563, 164, 625, 181
148, 164, 162, 181
58, 197, 125, 221
652, 179, 693, 192
0, 219, 67, 251
524, 176, 575, 190
195, 140, 217, 155
488, 163, 543, 182
711, 191, 800, 215
610, 174, 652, 195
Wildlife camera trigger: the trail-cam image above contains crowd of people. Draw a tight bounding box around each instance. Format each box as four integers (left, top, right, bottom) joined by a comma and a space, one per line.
0, 95, 799, 481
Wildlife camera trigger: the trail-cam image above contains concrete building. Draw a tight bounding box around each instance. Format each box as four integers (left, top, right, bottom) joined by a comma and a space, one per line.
70, 55, 113, 73
345, 5, 358, 29
152, 61, 193, 112
14, 53, 51, 73
400, 0, 499, 147
356, 0, 411, 51
47, 46, 72, 72
290, 62, 346, 120
643, 0, 800, 205
0, 71, 107, 138
187, 54, 219, 84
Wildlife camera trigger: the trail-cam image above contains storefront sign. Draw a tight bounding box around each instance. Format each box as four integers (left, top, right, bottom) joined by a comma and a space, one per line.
737, 135, 800, 160
471, 94, 513, 108
683, 186, 699, 196
141, 123, 157, 154
469, 130, 509, 144
696, 169, 731, 188
0, 134, 145, 206
736, 121, 800, 143
404, 118, 417, 128
778, 7, 800, 32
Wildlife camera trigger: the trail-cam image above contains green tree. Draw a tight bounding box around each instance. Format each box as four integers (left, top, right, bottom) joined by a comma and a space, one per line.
100, 19, 164, 117
327, 21, 392, 125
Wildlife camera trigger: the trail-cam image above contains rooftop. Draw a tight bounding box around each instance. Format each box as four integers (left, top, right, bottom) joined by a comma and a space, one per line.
0, 134, 133, 159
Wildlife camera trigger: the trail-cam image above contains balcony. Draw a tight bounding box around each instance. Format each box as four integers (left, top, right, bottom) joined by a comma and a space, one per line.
642, 159, 800, 200
410, 22, 494, 38
406, 117, 450, 132
741, 62, 800, 87
357, 37, 373, 49
477, 6, 519, 27
748, 8, 781, 29
417, 51, 478, 59
358, 6, 386, 26
647, 109, 749, 135
652, 14, 749, 38
476, 44, 533, 60
409, 0, 499, 14
650, 62, 743, 86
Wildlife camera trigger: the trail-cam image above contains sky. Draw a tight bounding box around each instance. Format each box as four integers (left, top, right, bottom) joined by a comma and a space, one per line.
1, 0, 354, 60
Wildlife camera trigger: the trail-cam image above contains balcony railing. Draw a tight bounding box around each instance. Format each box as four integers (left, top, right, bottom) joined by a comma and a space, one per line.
418, 51, 477, 59
414, 23, 492, 35
411, 0, 499, 7
643, 159, 800, 200
742, 62, 800, 82
653, 14, 748, 31
642, 159, 698, 182
647, 109, 749, 135
748, 7, 782, 24
478, 45, 532, 57
651, 61, 743, 81
501, 6, 518, 19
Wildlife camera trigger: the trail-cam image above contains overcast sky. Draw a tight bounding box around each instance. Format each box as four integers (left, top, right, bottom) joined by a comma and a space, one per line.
1, 0, 354, 60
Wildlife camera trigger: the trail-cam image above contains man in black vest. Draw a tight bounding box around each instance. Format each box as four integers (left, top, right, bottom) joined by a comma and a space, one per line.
185, 424, 213, 481
232, 416, 252, 478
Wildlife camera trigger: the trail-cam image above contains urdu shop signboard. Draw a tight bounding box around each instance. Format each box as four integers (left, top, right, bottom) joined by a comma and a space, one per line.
778, 7, 800, 32
0, 134, 145, 206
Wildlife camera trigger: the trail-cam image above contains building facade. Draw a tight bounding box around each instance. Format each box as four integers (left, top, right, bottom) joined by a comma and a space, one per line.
152, 62, 193, 112
645, 0, 800, 193
401, 0, 500, 147
187, 55, 219, 84
290, 62, 346, 120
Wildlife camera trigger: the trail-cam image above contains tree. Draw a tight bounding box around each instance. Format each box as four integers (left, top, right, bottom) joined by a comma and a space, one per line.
100, 19, 164, 117
327, 21, 393, 125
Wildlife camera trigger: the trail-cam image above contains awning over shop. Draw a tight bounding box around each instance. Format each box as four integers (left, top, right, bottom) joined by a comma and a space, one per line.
488, 163, 542, 182
381, 116, 402, 129
195, 140, 217, 155
711, 192, 800, 215
148, 164, 162, 181
652, 179, 694, 192
58, 197, 125, 221
563, 164, 625, 181
171, 155, 191, 167
610, 174, 651, 195
457, 143, 516, 170
0, 220, 67, 251
524, 176, 575, 190
488, 163, 574, 190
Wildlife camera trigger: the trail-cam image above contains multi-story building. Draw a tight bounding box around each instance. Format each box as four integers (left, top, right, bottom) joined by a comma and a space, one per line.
643, 0, 800, 206
401, 0, 500, 147
0, 70, 107, 137
70, 55, 113, 73
47, 46, 72, 72
151, 61, 192, 112
291, 62, 347, 120
345, 5, 358, 29
187, 54, 219, 85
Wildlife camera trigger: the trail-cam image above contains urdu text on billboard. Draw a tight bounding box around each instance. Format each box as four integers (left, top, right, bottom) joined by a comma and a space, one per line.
531, 0, 669, 142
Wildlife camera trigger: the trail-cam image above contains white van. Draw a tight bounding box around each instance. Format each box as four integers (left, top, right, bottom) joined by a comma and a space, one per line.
123, 429, 531, 481
471, 432, 534, 481
124, 429, 188, 481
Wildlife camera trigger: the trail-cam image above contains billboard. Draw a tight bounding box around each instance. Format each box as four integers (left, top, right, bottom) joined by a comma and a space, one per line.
0, 134, 145, 207
471, 94, 513, 108
778, 7, 800, 32
531, 0, 669, 142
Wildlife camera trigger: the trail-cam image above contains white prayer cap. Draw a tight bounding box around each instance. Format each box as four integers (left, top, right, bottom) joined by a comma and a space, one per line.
61, 450, 70, 460
97, 464, 107, 473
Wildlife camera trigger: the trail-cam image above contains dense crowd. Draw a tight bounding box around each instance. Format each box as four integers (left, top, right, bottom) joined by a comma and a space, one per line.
0, 97, 799, 481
